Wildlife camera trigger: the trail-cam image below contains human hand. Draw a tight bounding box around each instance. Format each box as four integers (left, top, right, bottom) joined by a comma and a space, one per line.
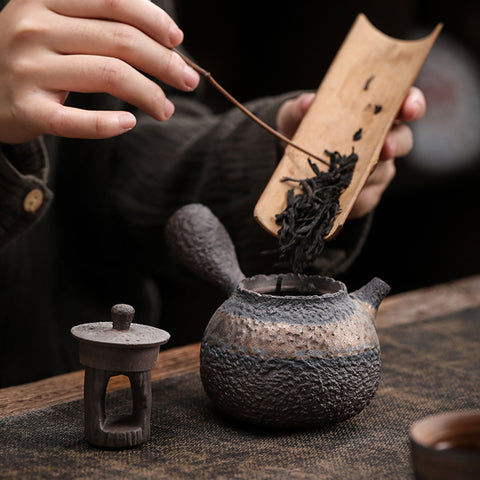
348, 86, 425, 218
276, 87, 426, 219
0, 0, 200, 143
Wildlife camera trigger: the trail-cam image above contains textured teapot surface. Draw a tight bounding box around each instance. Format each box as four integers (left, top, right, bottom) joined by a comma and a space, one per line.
165, 204, 390, 428
200, 274, 389, 427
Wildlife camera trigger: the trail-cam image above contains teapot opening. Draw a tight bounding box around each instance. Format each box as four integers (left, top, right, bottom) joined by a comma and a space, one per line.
241, 274, 343, 297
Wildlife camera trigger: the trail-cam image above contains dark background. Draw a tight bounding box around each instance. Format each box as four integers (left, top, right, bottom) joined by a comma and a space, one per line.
174, 1, 480, 296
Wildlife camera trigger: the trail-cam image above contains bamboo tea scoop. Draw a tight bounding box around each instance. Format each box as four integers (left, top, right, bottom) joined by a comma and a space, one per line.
254, 14, 442, 240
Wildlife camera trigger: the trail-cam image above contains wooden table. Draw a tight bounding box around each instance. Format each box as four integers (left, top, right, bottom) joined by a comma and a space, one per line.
2, 274, 480, 419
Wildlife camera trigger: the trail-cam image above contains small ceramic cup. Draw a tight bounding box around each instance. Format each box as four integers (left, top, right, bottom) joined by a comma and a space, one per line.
409, 410, 480, 480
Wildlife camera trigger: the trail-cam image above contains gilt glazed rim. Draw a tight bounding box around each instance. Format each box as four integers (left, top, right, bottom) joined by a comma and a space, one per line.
237, 274, 346, 299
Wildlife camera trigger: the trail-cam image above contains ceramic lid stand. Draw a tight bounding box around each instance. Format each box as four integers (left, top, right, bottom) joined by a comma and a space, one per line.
71, 304, 170, 448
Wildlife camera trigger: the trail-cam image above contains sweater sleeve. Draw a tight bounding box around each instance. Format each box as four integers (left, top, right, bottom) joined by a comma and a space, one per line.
110, 91, 370, 279
0, 139, 53, 249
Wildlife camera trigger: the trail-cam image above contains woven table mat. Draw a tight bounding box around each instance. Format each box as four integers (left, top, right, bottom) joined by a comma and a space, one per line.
1, 308, 479, 479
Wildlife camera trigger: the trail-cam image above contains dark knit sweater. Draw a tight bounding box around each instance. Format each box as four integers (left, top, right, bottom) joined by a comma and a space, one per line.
0, 0, 371, 387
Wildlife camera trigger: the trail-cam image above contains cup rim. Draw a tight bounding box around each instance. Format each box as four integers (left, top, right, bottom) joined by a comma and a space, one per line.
409, 410, 480, 448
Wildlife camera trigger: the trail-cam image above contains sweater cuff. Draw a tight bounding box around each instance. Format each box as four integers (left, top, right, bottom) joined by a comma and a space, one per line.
0, 138, 53, 248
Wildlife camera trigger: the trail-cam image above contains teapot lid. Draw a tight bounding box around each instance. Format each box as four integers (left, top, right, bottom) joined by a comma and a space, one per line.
71, 304, 170, 348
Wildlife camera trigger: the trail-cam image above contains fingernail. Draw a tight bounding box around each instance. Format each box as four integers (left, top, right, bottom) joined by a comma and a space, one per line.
169, 23, 184, 46
184, 65, 200, 91
413, 100, 423, 117
301, 93, 315, 112
164, 98, 175, 119
119, 113, 136, 130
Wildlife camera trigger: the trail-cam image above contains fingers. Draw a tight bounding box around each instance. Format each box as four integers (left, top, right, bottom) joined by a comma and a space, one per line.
276, 92, 315, 138
29, 96, 137, 139
380, 123, 413, 160
348, 159, 396, 219
46, 0, 184, 48
378, 85, 423, 164
397, 86, 426, 122
0, 0, 201, 142
47, 16, 199, 92
38, 54, 175, 121
349, 87, 423, 218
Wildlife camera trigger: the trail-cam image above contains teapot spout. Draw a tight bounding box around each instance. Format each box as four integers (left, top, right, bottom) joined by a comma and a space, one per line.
351, 277, 391, 311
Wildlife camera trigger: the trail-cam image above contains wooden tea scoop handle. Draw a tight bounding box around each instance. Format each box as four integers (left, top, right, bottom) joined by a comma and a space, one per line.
254, 14, 442, 240
165, 204, 246, 295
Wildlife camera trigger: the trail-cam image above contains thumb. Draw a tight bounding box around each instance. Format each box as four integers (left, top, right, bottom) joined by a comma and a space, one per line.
276, 92, 315, 138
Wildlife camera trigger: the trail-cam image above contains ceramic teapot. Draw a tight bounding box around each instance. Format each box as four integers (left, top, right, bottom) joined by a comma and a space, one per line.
165, 204, 390, 427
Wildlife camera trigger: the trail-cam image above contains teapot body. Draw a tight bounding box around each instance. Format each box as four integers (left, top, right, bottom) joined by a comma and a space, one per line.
200, 274, 383, 427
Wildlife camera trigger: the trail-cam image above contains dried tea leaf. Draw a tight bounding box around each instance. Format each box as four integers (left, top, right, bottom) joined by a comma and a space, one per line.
275, 150, 358, 273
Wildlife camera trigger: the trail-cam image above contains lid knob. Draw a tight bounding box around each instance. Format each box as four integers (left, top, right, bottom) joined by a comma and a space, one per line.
111, 304, 135, 331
